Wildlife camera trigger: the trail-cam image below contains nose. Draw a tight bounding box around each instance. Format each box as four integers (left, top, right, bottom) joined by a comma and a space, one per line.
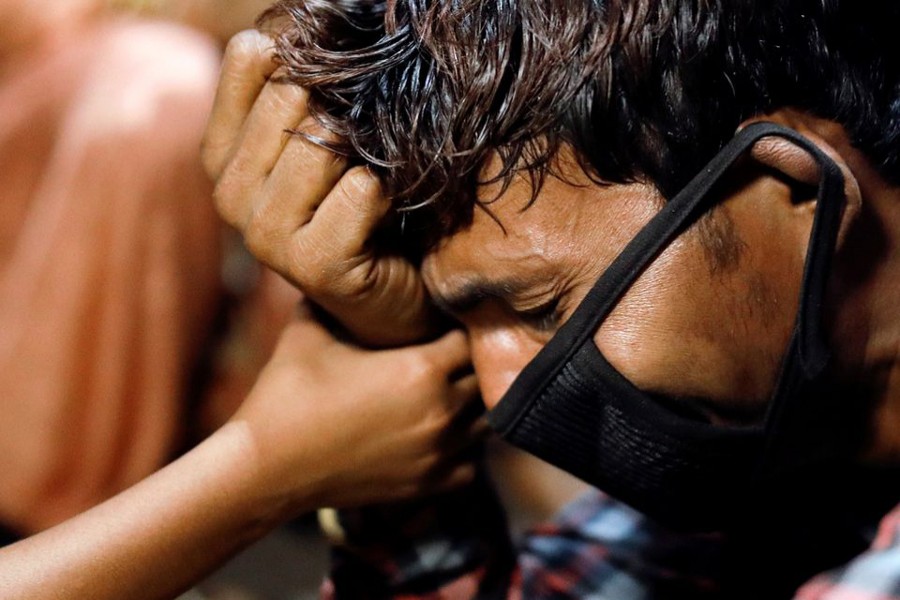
469, 326, 544, 409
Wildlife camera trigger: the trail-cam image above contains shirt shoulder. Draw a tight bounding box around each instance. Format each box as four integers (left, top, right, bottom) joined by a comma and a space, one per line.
794, 503, 900, 599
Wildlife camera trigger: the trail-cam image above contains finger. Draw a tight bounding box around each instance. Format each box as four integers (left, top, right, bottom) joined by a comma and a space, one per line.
228, 74, 313, 184
216, 76, 316, 230
428, 462, 477, 495
419, 329, 471, 374
248, 119, 348, 247
203, 30, 278, 179
308, 165, 389, 235
291, 165, 387, 259
440, 404, 489, 452
452, 373, 480, 403
449, 374, 481, 415
469, 415, 492, 440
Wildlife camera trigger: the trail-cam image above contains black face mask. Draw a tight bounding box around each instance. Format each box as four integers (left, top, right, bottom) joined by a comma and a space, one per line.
487, 122, 857, 531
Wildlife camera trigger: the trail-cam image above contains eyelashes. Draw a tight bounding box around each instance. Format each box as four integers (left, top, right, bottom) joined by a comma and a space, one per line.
512, 297, 562, 332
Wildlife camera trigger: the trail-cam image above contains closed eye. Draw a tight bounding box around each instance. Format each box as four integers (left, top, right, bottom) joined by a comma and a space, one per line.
512, 297, 562, 332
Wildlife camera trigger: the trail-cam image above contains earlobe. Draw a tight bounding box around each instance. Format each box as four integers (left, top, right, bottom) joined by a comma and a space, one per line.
737, 114, 863, 249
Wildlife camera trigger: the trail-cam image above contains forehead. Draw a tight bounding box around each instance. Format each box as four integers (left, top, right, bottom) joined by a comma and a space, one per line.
421, 169, 661, 301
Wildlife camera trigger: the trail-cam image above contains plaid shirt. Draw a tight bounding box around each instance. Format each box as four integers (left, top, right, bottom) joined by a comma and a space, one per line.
322, 472, 900, 599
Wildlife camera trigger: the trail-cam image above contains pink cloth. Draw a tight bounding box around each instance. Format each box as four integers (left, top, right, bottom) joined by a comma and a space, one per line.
0, 16, 223, 532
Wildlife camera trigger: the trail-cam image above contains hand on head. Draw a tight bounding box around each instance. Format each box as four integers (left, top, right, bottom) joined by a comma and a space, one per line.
203, 29, 443, 349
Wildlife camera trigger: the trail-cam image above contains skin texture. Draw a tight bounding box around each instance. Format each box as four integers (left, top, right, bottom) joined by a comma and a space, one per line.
0, 307, 483, 599
419, 129, 844, 423
5, 25, 899, 598
203, 32, 900, 448
423, 116, 897, 446
0, 27, 483, 599
204, 30, 440, 348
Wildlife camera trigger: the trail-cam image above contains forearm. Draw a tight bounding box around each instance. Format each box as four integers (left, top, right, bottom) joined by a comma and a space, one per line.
0, 422, 299, 600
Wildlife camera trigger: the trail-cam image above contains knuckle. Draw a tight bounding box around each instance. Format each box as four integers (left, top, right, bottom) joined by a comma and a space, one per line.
421, 409, 452, 439
395, 482, 422, 501
417, 403, 455, 440
451, 464, 477, 487
299, 267, 330, 294
243, 218, 270, 259
443, 329, 469, 351
335, 259, 376, 297
405, 351, 444, 387
212, 180, 244, 229
415, 452, 443, 475
287, 238, 330, 289
289, 237, 368, 298
244, 209, 284, 263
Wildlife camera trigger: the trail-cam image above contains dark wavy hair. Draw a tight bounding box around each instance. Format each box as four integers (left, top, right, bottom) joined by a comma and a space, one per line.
261, 0, 900, 242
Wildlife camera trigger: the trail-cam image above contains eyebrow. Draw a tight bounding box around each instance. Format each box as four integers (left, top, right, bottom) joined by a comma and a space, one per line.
430, 276, 537, 317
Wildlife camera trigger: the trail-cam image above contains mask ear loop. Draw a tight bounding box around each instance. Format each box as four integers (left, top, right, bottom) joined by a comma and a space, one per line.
490, 122, 845, 436
788, 143, 845, 377
754, 135, 846, 473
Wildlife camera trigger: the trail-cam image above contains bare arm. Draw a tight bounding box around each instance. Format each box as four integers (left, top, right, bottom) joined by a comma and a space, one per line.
0, 308, 483, 600
0, 422, 279, 600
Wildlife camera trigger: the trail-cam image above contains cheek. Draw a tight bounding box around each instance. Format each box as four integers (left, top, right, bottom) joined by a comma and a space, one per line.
469, 326, 545, 409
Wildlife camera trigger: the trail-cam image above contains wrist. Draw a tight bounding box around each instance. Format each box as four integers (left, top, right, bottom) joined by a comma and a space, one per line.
203, 421, 296, 531
323, 303, 449, 349
214, 418, 321, 526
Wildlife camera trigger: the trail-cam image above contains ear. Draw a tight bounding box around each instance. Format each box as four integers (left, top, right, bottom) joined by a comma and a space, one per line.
737, 112, 862, 248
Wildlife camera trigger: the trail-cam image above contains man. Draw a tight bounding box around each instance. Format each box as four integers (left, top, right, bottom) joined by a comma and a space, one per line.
204, 0, 900, 598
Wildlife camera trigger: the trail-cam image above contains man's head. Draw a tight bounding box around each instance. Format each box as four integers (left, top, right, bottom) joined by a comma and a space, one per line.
264, 1, 900, 446
264, 0, 898, 226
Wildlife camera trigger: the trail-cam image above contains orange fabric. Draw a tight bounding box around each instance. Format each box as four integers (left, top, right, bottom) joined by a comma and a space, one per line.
199, 264, 302, 439
0, 17, 223, 532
